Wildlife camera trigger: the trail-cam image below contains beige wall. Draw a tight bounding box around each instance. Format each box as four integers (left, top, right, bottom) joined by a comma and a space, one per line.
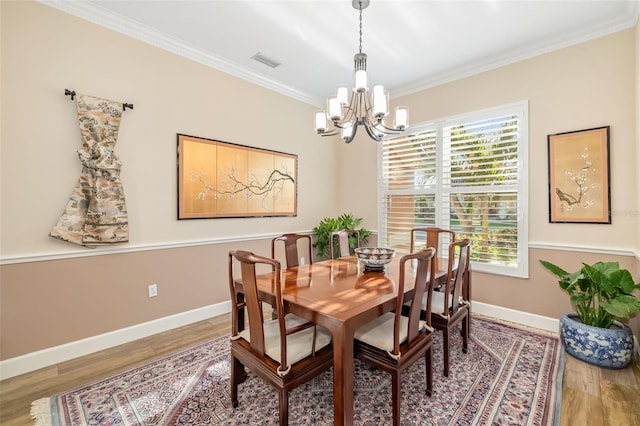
1, 1, 639, 364
1, 240, 275, 358
0, 1, 339, 256
342, 29, 638, 250
0, 2, 338, 360
340, 30, 640, 325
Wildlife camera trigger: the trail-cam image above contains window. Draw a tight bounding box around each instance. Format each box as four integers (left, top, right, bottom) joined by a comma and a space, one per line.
379, 102, 528, 277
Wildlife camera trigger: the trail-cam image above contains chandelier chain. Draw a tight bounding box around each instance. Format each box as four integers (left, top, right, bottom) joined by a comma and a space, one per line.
358, 1, 363, 54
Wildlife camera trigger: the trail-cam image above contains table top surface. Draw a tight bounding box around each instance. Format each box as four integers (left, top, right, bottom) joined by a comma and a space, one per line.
252, 256, 448, 324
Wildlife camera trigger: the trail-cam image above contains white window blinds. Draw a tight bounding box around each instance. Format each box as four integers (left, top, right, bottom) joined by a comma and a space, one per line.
379, 102, 528, 277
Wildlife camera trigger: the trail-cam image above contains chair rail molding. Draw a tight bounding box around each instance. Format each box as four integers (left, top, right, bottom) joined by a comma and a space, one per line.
529, 242, 638, 259
3, 238, 636, 266
0, 231, 315, 265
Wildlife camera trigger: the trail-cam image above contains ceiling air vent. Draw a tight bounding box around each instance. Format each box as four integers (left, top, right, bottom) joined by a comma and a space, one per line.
251, 52, 281, 69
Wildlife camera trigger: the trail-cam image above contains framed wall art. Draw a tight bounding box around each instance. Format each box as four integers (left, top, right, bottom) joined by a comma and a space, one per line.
177, 134, 297, 219
547, 126, 610, 224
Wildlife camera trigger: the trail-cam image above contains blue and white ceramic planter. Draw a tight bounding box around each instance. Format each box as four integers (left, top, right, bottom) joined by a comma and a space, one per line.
559, 312, 634, 369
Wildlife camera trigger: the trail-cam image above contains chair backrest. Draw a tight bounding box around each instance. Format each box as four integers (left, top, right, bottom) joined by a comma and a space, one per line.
329, 229, 360, 259
391, 248, 436, 357
441, 239, 471, 315
271, 233, 313, 269
228, 250, 288, 367
410, 227, 456, 271
410, 227, 456, 256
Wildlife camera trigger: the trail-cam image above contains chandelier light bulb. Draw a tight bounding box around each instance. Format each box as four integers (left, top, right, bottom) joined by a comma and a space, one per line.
328, 97, 342, 120
372, 85, 388, 118
342, 122, 353, 140
315, 111, 327, 132
355, 70, 367, 92
395, 106, 408, 130
337, 86, 349, 105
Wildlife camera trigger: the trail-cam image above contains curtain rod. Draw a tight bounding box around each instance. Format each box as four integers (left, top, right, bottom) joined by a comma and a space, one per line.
65, 89, 133, 111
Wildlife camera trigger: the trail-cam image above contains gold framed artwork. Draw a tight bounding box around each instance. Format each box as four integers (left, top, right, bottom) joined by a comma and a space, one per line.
177, 134, 297, 219
547, 126, 610, 224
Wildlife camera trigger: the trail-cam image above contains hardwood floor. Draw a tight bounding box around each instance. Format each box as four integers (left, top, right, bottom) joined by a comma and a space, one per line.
0, 315, 231, 426
1, 314, 639, 425
560, 351, 640, 426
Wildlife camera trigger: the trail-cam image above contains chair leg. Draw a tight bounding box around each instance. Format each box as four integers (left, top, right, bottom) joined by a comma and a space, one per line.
391, 371, 401, 426
425, 346, 433, 397
230, 356, 242, 407
462, 315, 469, 354
279, 388, 289, 426
443, 328, 450, 377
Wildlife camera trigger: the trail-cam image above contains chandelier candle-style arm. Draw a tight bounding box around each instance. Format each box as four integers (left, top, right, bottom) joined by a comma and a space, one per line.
314, 0, 409, 144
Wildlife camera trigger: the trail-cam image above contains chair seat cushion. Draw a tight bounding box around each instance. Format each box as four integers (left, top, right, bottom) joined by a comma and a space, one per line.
354, 313, 426, 352
406, 291, 452, 317
431, 290, 449, 317
238, 314, 332, 366
431, 290, 468, 317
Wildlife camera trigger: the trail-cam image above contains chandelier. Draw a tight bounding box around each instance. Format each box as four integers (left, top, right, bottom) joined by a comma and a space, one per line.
314, 0, 408, 144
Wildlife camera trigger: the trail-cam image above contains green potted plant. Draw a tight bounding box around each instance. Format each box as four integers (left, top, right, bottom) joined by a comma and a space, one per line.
540, 260, 640, 368
312, 213, 371, 259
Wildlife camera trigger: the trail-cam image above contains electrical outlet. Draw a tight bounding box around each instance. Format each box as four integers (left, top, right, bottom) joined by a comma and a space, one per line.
148, 284, 158, 298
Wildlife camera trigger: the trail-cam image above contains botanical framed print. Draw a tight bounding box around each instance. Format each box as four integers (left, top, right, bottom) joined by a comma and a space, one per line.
177, 134, 297, 219
547, 126, 610, 224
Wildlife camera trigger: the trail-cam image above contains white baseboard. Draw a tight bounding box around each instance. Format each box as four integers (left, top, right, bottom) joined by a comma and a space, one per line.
472, 301, 560, 333
0, 301, 231, 381
0, 300, 558, 381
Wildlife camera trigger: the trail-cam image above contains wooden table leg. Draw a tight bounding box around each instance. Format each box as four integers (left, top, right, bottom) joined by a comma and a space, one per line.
332, 325, 354, 425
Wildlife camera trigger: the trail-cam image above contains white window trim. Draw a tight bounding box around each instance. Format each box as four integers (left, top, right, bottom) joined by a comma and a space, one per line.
378, 101, 529, 278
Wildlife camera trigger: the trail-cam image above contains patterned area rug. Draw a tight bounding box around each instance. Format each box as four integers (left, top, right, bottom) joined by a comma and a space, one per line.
32, 316, 562, 425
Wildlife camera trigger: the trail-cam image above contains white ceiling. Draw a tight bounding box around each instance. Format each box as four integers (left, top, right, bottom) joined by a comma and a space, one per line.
43, 0, 640, 106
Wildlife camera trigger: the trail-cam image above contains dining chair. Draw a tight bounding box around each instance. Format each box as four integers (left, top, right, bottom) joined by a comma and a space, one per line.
353, 248, 437, 426
410, 227, 455, 271
271, 233, 313, 268
329, 229, 360, 259
228, 250, 333, 426
431, 238, 471, 377
410, 227, 456, 256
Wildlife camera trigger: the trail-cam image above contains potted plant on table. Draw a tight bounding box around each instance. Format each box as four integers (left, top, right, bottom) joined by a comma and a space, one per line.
312, 213, 371, 259
540, 260, 640, 368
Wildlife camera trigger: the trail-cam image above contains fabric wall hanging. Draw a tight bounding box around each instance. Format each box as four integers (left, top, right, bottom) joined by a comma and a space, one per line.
49, 93, 130, 247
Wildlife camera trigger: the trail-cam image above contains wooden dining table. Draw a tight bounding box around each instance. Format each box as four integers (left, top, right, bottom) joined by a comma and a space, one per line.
233, 254, 450, 425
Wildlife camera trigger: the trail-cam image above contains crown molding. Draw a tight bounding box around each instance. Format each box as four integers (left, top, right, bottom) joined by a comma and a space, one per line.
39, 1, 638, 106
37, 0, 321, 106
393, 3, 640, 99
